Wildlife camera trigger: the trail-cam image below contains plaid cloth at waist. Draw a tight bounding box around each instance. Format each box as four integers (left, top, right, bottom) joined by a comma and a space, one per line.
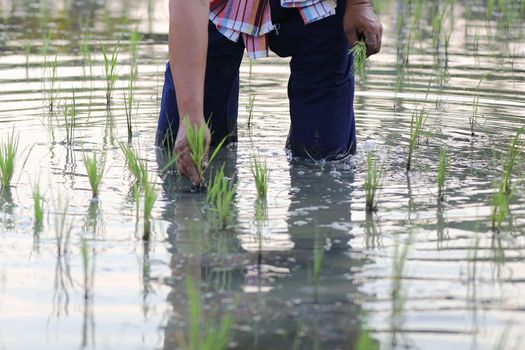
209, 0, 337, 59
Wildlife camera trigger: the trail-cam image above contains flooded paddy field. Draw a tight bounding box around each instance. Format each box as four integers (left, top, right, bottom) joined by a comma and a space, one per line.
1, 0, 525, 349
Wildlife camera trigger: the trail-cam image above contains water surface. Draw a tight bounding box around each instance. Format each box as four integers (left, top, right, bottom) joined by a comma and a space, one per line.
1, 0, 525, 349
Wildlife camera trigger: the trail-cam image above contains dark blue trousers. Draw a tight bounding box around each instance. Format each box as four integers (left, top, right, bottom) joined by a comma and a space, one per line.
156, 0, 355, 160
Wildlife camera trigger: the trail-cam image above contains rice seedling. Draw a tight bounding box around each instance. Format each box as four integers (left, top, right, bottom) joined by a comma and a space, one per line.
487, 0, 496, 18
312, 236, 324, 303
101, 42, 120, 106
129, 30, 142, 81
349, 40, 367, 79
124, 80, 135, 143
178, 276, 233, 350
365, 152, 381, 212
490, 129, 523, 232
32, 181, 44, 231
41, 31, 51, 65
437, 147, 447, 202
206, 166, 236, 230
355, 329, 379, 350
182, 116, 226, 186
80, 30, 93, 79
250, 155, 269, 200
246, 94, 256, 128
491, 181, 509, 233
62, 93, 77, 146
502, 128, 523, 194
118, 142, 146, 183
0, 131, 19, 190
246, 58, 256, 128
431, 6, 443, 48
406, 107, 428, 171
82, 150, 107, 198
471, 73, 489, 137
142, 174, 158, 241
48, 55, 59, 112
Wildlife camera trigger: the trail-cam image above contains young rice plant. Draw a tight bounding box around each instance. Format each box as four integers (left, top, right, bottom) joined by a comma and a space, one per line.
0, 131, 19, 190
182, 115, 226, 187
406, 107, 428, 171
119, 142, 146, 183
142, 174, 158, 241
101, 42, 120, 106
437, 147, 447, 202
349, 40, 367, 80
82, 150, 107, 198
32, 181, 44, 230
250, 155, 269, 200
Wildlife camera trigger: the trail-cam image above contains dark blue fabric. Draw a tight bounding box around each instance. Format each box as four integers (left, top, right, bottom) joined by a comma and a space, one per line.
156, 0, 355, 159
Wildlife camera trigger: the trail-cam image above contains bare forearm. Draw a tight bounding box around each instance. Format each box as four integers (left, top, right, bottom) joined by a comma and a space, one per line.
169, 0, 209, 123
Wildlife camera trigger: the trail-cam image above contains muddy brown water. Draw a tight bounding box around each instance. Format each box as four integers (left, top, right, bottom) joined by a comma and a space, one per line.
1, 0, 525, 349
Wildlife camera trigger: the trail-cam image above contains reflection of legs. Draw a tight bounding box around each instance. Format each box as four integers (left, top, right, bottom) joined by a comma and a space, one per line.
269, 0, 356, 160
156, 21, 245, 149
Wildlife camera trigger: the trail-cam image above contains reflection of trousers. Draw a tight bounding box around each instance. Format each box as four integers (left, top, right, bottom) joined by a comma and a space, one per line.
156, 0, 355, 160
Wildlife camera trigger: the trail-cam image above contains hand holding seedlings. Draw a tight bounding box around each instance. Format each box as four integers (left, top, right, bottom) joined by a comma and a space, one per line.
176, 115, 226, 189
349, 40, 367, 78
176, 115, 211, 188
343, 1, 383, 57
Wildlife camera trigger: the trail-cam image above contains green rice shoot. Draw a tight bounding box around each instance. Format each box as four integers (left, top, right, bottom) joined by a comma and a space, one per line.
48, 54, 59, 112
124, 80, 135, 143
32, 181, 44, 230
491, 181, 510, 233
62, 93, 77, 146
129, 30, 142, 81
101, 41, 120, 106
406, 107, 428, 171
250, 155, 269, 199
119, 142, 146, 183
0, 131, 20, 190
182, 115, 226, 185
142, 173, 158, 241
502, 128, 523, 194
471, 73, 490, 137
437, 147, 447, 202
349, 40, 367, 79
82, 150, 107, 198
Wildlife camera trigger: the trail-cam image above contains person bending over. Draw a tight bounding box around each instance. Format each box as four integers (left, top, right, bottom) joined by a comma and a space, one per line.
156, 0, 383, 186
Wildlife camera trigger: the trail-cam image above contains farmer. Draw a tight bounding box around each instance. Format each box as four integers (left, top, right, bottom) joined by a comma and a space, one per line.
156, 0, 383, 185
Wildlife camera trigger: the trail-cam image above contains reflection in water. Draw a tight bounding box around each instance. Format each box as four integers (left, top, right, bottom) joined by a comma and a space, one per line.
0, 0, 525, 348
158, 151, 371, 348
0, 189, 15, 232
365, 212, 382, 249
436, 203, 449, 250
80, 239, 96, 349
